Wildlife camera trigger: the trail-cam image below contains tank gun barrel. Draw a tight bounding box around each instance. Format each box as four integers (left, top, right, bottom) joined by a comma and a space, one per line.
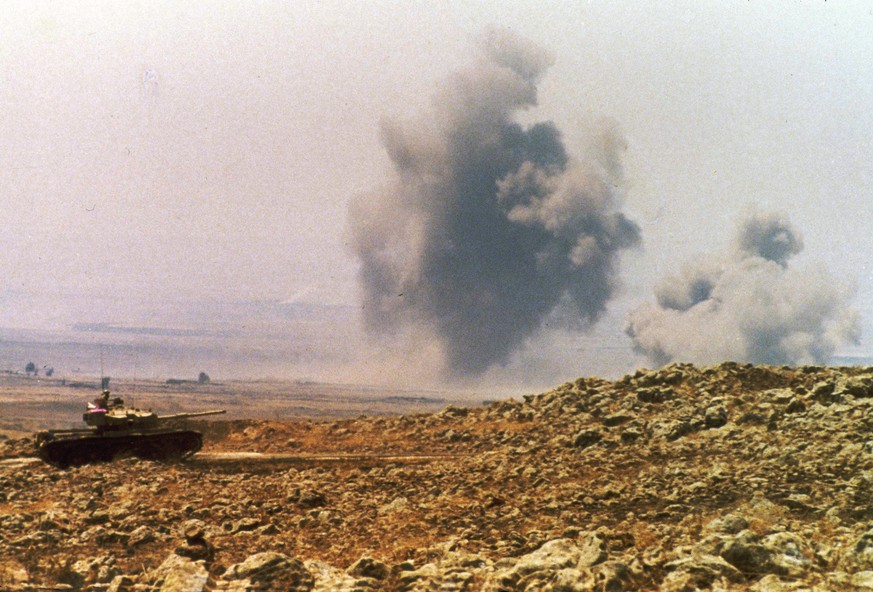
158, 410, 226, 421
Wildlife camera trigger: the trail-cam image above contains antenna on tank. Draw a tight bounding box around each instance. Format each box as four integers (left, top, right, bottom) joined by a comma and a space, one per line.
132, 347, 138, 408
99, 345, 110, 393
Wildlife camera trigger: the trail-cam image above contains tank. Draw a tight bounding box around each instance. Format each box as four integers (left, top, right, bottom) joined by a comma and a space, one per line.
36, 391, 226, 468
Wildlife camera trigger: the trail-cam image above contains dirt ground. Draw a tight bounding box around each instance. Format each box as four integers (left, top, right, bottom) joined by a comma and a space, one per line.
3, 363, 873, 590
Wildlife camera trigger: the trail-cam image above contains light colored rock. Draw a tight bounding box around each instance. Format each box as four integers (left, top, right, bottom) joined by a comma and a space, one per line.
750, 573, 810, 591
378, 496, 409, 515
704, 405, 728, 428
829, 570, 873, 590
139, 554, 209, 592
70, 555, 119, 586
482, 538, 604, 591
308, 560, 365, 592
662, 552, 744, 590
547, 567, 596, 591
760, 531, 812, 578
854, 571, 873, 589
592, 560, 634, 591
106, 575, 136, 592
398, 563, 439, 591
576, 532, 607, 568
513, 538, 587, 575
222, 552, 314, 591
347, 556, 388, 580
0, 561, 29, 587
159, 558, 209, 592
704, 514, 749, 536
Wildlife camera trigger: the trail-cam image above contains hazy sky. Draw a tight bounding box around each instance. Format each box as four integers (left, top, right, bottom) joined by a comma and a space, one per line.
2, 2, 872, 385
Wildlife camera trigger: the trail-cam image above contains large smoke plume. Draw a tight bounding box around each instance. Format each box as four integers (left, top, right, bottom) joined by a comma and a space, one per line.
348, 29, 640, 376
626, 211, 860, 367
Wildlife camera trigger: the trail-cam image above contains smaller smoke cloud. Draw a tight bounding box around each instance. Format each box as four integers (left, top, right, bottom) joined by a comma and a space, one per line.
626, 210, 860, 367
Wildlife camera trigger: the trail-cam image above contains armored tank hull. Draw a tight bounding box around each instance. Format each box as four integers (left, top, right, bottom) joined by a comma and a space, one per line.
36, 396, 226, 468
38, 429, 204, 468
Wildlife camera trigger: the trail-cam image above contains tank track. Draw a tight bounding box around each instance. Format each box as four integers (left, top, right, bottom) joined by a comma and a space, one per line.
38, 430, 203, 468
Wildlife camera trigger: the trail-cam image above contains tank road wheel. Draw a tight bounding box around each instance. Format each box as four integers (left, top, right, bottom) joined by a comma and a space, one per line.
38, 431, 204, 467
132, 431, 203, 462
38, 436, 122, 468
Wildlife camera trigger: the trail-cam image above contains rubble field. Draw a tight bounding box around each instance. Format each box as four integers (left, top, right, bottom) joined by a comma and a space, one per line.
3, 362, 873, 591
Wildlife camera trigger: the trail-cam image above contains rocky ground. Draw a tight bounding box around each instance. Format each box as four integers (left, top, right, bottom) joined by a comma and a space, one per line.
3, 362, 873, 591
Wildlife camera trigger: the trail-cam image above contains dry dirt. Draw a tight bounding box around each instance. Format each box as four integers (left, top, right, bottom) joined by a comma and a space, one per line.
3, 362, 873, 591
0, 373, 472, 439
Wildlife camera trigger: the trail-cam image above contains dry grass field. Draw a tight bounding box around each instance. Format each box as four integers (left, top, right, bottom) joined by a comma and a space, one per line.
0, 373, 482, 439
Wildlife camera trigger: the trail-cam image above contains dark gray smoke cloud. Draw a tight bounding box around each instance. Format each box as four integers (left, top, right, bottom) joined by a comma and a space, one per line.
734, 210, 803, 266
348, 29, 640, 376
626, 210, 860, 367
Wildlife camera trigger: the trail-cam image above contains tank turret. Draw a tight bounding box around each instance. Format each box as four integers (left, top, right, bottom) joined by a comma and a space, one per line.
36, 392, 226, 468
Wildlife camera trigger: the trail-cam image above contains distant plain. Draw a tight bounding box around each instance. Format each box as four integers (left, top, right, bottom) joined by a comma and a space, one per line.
0, 372, 485, 440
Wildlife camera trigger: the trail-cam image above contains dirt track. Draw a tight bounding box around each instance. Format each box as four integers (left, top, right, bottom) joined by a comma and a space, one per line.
189, 451, 464, 467
0, 452, 463, 471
